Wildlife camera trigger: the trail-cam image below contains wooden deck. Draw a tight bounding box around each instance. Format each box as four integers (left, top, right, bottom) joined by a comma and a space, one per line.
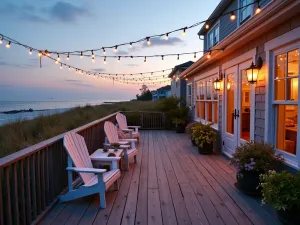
39, 130, 281, 225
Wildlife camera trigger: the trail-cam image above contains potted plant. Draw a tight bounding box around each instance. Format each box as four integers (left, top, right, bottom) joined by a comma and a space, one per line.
191, 123, 216, 154
172, 118, 187, 133
260, 171, 300, 225
230, 141, 284, 195
185, 122, 201, 146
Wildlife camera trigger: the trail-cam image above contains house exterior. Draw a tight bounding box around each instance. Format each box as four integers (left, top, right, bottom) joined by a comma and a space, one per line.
151, 85, 171, 101
180, 0, 300, 170
169, 61, 194, 104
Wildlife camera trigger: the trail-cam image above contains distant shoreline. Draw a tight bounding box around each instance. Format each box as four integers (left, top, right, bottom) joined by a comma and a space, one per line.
1, 109, 46, 114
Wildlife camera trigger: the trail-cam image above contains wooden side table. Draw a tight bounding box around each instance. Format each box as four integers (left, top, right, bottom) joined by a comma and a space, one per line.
90, 149, 123, 170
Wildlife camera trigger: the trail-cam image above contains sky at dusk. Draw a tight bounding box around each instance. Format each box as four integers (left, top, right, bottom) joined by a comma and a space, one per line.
0, 0, 220, 102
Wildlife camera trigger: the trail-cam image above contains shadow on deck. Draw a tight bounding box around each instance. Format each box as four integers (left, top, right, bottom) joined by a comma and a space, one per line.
39, 130, 280, 225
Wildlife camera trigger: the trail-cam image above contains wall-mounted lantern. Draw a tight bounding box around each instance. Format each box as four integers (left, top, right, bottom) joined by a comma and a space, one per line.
213, 72, 223, 91
246, 57, 263, 84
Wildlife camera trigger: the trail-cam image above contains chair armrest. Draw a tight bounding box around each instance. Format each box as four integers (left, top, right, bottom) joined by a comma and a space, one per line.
66, 167, 107, 174
122, 128, 134, 132
128, 126, 141, 128
90, 157, 121, 162
120, 139, 138, 142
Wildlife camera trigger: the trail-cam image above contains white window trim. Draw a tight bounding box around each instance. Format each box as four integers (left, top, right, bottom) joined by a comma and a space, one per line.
207, 21, 220, 50
265, 37, 300, 169
186, 83, 192, 107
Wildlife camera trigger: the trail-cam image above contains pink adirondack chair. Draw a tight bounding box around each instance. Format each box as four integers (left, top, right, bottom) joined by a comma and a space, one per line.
60, 132, 121, 208
104, 121, 138, 170
116, 113, 140, 140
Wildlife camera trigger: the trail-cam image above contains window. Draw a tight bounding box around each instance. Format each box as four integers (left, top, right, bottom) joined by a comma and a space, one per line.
207, 24, 219, 49
187, 84, 192, 107
196, 77, 219, 126
274, 49, 299, 155
240, 0, 253, 23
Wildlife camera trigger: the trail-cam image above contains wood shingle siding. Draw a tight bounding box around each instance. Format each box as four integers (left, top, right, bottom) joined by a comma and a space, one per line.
220, 0, 238, 41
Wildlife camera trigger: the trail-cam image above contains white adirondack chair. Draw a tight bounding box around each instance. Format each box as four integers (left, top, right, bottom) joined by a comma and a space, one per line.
60, 132, 121, 208
116, 113, 140, 140
104, 121, 138, 170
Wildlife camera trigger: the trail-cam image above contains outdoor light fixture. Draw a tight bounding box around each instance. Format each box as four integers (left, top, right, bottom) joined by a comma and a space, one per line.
213, 72, 223, 91
246, 57, 263, 84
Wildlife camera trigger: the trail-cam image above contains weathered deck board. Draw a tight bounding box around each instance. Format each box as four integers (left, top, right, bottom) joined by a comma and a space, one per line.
38, 130, 281, 225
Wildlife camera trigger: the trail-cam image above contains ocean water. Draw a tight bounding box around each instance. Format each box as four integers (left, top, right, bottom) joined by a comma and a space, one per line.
0, 100, 123, 126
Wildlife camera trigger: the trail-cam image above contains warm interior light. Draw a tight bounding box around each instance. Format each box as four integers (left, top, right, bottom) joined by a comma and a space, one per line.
227, 82, 231, 90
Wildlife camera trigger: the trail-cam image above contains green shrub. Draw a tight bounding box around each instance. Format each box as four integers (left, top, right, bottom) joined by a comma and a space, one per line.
260, 171, 300, 211
230, 141, 284, 172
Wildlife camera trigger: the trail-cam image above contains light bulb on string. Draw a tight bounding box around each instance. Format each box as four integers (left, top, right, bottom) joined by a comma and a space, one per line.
114, 46, 118, 52
230, 11, 236, 21
182, 27, 187, 36
6, 41, 11, 48
67, 53, 70, 60
165, 33, 169, 40
205, 24, 210, 30
0, 37, 3, 44
162, 55, 164, 60
177, 54, 179, 60
57, 54, 60, 61
38, 51, 42, 57
144, 56, 147, 63
104, 56, 107, 64
68, 66, 71, 70
194, 52, 196, 59
55, 60, 58, 64
91, 50, 94, 58
130, 42, 132, 48
147, 37, 151, 45
103, 48, 106, 55
80, 52, 83, 59
60, 64, 63, 69
207, 51, 211, 59
29, 49, 32, 55
255, 1, 261, 14
118, 56, 120, 63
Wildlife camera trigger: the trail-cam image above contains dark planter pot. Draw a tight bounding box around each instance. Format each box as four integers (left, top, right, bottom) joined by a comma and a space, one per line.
176, 124, 185, 133
236, 170, 262, 195
191, 138, 196, 146
198, 142, 213, 154
277, 207, 300, 225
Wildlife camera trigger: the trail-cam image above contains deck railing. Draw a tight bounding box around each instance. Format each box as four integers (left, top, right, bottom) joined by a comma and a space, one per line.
0, 111, 168, 225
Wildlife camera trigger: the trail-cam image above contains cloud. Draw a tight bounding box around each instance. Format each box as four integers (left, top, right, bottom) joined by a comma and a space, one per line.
141, 37, 184, 47
0, 2, 91, 23
113, 50, 129, 56
47, 1, 91, 22
64, 79, 95, 88
91, 68, 106, 72
0, 60, 38, 69
125, 64, 139, 67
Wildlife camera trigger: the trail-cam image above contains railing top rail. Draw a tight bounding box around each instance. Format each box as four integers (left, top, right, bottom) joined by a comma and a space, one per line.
0, 112, 119, 168
121, 111, 165, 114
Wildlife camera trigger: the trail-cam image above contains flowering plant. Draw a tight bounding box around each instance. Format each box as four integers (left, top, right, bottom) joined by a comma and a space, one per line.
260, 171, 300, 211
230, 141, 284, 172
191, 123, 216, 148
185, 122, 201, 134
172, 118, 187, 126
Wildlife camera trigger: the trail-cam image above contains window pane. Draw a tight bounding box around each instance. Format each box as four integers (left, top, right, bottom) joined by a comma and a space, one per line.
275, 79, 285, 100
288, 50, 299, 77
196, 82, 200, 100
226, 74, 235, 135
287, 78, 298, 101
213, 102, 218, 124
275, 53, 286, 79
200, 82, 205, 100
276, 105, 298, 155
196, 102, 200, 118
206, 81, 212, 100
201, 102, 205, 120
213, 82, 218, 100
241, 70, 251, 141
207, 102, 212, 122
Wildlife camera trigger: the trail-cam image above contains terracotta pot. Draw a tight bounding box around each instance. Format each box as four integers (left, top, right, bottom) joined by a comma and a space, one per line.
198, 142, 213, 154
236, 170, 262, 195
277, 207, 300, 225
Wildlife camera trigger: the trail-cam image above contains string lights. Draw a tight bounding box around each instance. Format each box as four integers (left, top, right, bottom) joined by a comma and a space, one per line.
3, 0, 261, 58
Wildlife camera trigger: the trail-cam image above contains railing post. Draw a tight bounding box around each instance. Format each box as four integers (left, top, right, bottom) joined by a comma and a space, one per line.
140, 112, 144, 129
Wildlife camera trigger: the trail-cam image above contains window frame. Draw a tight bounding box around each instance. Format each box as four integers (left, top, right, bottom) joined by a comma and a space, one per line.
186, 83, 192, 107
239, 0, 254, 25
195, 76, 219, 130
272, 44, 300, 167
207, 21, 220, 50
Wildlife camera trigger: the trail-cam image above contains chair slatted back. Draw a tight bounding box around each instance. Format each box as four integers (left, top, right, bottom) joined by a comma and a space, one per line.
116, 113, 128, 130
64, 132, 95, 184
104, 121, 120, 144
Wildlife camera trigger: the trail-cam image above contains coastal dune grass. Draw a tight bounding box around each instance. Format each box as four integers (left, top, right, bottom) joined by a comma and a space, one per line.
0, 101, 158, 158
